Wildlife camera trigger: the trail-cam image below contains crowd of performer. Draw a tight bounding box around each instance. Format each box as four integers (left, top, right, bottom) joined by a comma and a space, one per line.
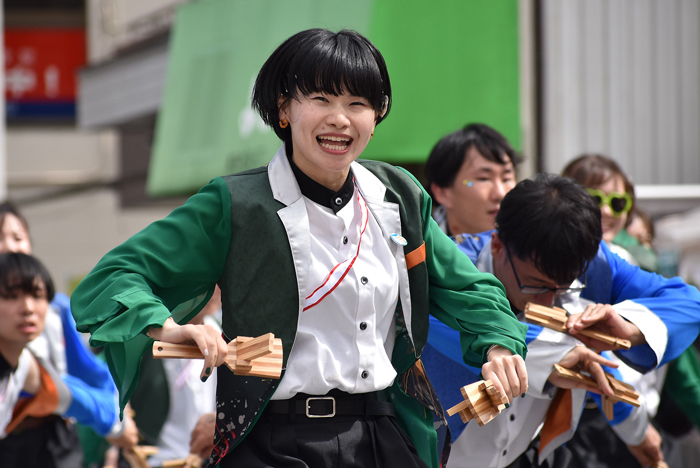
1, 28, 700, 468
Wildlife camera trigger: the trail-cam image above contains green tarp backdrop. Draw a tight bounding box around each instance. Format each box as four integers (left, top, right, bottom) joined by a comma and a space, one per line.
148, 0, 520, 195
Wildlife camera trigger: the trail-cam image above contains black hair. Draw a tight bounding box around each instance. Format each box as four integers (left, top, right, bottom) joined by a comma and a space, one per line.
252, 28, 391, 145
496, 173, 602, 284
425, 123, 521, 196
0, 253, 54, 302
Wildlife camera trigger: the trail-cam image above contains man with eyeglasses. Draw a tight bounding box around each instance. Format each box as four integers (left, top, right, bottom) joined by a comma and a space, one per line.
422, 174, 700, 468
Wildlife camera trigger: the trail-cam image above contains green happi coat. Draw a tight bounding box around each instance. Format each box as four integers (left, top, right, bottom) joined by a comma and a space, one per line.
72, 147, 527, 467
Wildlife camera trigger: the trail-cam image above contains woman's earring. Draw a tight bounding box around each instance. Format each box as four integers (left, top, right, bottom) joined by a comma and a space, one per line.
279, 119, 289, 128
370, 131, 374, 140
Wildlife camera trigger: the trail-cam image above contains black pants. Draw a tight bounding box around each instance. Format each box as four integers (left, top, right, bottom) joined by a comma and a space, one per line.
567, 407, 683, 468
506, 435, 573, 468
218, 410, 428, 468
0, 415, 84, 468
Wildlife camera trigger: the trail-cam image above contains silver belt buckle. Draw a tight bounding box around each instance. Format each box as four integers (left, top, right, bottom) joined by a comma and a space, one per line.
306, 396, 336, 418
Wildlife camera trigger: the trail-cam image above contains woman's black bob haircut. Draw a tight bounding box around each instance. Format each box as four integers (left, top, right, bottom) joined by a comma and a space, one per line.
252, 28, 392, 142
0, 253, 55, 302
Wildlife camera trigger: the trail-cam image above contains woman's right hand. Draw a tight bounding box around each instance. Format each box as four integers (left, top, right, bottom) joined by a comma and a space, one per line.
481, 345, 528, 404
147, 317, 227, 381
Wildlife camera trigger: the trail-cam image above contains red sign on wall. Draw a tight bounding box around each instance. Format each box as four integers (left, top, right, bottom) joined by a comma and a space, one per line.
5, 28, 86, 117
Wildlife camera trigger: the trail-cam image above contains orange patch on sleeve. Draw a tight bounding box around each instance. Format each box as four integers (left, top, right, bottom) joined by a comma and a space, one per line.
405, 242, 426, 270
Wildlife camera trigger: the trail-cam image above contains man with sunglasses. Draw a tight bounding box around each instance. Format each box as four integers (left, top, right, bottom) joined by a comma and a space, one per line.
422, 174, 700, 468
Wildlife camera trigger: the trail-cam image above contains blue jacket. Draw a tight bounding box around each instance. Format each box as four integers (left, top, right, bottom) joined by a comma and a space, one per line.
53, 293, 117, 436
423, 231, 700, 439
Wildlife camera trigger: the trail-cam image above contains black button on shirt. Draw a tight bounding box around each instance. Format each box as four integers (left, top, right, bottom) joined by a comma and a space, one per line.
361, 276, 368, 285
361, 370, 369, 379
359, 322, 367, 330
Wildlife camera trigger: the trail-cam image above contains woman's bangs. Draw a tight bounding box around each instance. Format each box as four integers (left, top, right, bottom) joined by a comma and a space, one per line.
289, 42, 384, 109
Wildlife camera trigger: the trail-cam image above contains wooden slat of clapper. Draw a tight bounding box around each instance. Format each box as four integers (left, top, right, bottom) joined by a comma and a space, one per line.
123, 445, 159, 468
153, 333, 283, 379
446, 380, 508, 427
552, 364, 640, 420
525, 303, 631, 350
447, 399, 474, 423
228, 335, 283, 378
605, 372, 640, 399
162, 454, 203, 468
601, 395, 614, 420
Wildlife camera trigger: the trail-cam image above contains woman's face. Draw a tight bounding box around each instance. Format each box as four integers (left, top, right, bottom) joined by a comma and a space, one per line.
0, 278, 49, 349
279, 91, 378, 188
0, 214, 31, 254
593, 175, 628, 243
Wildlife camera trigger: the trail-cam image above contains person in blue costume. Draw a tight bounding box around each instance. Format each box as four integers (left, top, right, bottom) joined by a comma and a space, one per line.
562, 153, 700, 467
0, 203, 137, 467
425, 123, 520, 237
422, 174, 700, 468
0, 253, 68, 440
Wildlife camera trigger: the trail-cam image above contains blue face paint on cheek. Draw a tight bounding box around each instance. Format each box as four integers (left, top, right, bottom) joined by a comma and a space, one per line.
462, 180, 473, 187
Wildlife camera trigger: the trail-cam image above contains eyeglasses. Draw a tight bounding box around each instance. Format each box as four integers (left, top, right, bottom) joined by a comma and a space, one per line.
586, 188, 632, 218
505, 245, 586, 296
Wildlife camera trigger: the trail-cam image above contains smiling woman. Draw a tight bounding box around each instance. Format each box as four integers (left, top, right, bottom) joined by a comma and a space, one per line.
71, 28, 530, 468
276, 92, 379, 189
253, 29, 390, 191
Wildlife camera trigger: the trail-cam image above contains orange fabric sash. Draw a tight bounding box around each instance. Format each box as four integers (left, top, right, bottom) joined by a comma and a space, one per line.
538, 388, 572, 456
6, 363, 59, 434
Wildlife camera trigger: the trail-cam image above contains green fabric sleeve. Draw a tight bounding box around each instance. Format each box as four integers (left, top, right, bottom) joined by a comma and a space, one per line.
612, 229, 660, 273
665, 346, 700, 428
399, 168, 528, 366
70, 177, 232, 412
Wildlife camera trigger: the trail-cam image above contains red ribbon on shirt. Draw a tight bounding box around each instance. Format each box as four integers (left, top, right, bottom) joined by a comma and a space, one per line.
303, 186, 369, 311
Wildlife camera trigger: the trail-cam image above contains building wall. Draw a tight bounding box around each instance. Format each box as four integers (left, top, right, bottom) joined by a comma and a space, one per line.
541, 0, 700, 185
87, 0, 188, 63
2, 0, 189, 293
6, 126, 179, 294
19, 188, 175, 295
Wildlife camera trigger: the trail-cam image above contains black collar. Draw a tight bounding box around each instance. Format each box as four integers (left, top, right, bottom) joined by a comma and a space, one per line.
288, 155, 355, 214
0, 351, 14, 381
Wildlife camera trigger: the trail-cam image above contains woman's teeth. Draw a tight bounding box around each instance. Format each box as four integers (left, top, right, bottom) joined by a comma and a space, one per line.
317, 136, 350, 150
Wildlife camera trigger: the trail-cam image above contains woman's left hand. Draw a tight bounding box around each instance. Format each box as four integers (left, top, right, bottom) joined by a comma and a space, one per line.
148, 317, 227, 381
481, 345, 528, 404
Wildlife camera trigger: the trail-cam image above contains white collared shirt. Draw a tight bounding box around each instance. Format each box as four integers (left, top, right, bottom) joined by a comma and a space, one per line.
0, 349, 32, 438
448, 242, 583, 468
448, 240, 652, 467
272, 165, 400, 399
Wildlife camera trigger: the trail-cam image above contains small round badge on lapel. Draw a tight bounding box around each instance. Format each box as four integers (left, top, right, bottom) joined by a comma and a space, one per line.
390, 233, 408, 246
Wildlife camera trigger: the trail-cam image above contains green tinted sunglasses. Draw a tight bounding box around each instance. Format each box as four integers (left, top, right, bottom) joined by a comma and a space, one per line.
586, 188, 632, 217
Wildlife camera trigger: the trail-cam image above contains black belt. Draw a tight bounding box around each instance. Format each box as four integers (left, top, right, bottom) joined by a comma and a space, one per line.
264, 391, 395, 420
